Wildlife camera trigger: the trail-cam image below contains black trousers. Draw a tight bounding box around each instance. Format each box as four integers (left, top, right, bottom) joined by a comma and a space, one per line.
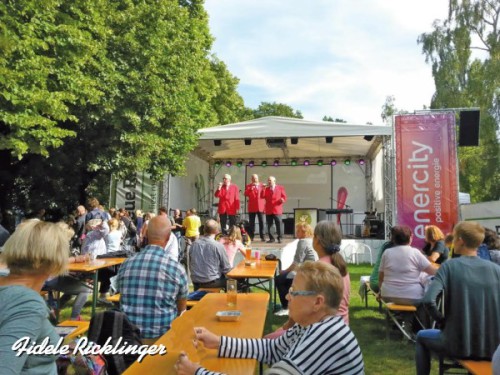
220, 213, 236, 235
275, 272, 293, 309
249, 212, 265, 240
266, 214, 282, 240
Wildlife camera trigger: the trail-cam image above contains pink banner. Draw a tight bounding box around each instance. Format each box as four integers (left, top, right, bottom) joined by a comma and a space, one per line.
395, 113, 459, 249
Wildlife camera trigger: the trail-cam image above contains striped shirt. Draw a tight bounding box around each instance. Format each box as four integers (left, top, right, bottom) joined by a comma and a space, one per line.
195, 315, 364, 375
117, 245, 188, 338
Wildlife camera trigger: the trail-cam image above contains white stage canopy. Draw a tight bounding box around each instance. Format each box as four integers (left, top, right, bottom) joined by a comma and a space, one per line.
194, 116, 392, 163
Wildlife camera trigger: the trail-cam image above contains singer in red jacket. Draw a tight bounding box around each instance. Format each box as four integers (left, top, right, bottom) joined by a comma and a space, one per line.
214, 174, 240, 234
244, 174, 266, 241
261, 176, 287, 243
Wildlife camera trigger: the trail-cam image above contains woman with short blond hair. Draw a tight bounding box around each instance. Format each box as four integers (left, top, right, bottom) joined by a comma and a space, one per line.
0, 220, 70, 374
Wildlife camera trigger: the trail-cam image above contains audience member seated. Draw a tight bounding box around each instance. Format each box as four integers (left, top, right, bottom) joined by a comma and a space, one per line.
484, 227, 500, 266
422, 225, 448, 264
43, 223, 91, 321
218, 225, 246, 266
369, 240, 395, 293
266, 221, 350, 339
176, 261, 364, 375
117, 215, 188, 344
274, 223, 317, 317
312, 220, 350, 325
0, 220, 70, 374
416, 221, 500, 375
189, 219, 232, 291
379, 225, 437, 305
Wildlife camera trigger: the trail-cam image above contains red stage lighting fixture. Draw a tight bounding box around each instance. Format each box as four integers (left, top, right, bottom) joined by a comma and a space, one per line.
303, 159, 310, 166
330, 159, 337, 166
273, 159, 280, 167
358, 159, 365, 165
225, 161, 232, 167
248, 160, 255, 167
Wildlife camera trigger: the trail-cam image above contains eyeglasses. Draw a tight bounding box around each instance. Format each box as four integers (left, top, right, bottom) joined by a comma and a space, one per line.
288, 286, 318, 298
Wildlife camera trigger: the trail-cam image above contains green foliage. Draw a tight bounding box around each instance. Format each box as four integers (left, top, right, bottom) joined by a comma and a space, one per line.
0, 0, 250, 215
253, 101, 303, 119
322, 116, 347, 123
418, 0, 500, 202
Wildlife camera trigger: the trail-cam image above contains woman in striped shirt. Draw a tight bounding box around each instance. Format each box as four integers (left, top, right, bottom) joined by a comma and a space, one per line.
176, 261, 364, 375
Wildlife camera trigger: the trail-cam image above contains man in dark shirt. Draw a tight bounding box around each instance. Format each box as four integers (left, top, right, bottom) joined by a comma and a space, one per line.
415, 221, 500, 375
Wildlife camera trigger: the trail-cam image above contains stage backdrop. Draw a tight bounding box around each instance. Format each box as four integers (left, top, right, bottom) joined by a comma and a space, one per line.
395, 113, 459, 249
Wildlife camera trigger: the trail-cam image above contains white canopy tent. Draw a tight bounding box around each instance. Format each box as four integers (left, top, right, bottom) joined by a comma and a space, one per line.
194, 116, 392, 162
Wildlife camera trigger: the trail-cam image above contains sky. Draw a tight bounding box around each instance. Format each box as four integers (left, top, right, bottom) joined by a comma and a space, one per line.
204, 0, 450, 125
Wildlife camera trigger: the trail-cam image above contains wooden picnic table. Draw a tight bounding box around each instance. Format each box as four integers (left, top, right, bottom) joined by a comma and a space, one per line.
124, 292, 270, 375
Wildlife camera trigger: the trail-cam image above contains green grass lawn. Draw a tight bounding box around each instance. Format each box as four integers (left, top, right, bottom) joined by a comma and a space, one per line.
58, 264, 441, 374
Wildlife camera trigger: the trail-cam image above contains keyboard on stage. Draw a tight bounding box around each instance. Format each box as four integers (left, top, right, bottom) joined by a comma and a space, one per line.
325, 209, 354, 214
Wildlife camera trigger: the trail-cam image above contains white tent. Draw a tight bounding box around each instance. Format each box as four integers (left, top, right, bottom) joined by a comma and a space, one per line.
194, 116, 392, 162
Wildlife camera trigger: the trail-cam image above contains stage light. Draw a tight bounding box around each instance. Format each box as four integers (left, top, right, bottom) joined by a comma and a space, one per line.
273, 159, 280, 167
358, 159, 365, 165
344, 159, 351, 165
291, 137, 298, 145
214, 140, 222, 146
248, 160, 255, 167
261, 161, 268, 167
244, 138, 252, 146
330, 159, 337, 166
214, 160, 221, 168
225, 161, 232, 167
325, 136, 333, 144
303, 159, 310, 166
363, 135, 374, 142
236, 160, 243, 167
291, 159, 298, 166
317, 159, 324, 166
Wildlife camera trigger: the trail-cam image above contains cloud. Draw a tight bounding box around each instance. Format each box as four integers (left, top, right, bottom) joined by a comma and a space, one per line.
205, 0, 449, 123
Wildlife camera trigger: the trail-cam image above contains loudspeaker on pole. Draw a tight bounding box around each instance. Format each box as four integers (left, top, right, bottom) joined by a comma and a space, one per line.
458, 110, 480, 146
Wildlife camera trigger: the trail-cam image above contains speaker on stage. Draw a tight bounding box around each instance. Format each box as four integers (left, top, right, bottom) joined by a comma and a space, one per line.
459, 110, 480, 146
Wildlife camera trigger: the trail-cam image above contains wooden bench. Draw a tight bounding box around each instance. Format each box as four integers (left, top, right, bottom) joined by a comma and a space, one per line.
382, 301, 419, 342
106, 293, 120, 303
458, 359, 492, 375
57, 320, 90, 340
187, 288, 223, 309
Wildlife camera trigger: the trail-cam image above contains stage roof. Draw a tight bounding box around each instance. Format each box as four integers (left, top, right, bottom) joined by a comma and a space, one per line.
194, 116, 392, 163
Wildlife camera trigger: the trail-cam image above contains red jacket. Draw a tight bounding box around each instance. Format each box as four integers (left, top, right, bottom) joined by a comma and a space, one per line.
244, 183, 265, 213
214, 184, 240, 215
261, 185, 287, 215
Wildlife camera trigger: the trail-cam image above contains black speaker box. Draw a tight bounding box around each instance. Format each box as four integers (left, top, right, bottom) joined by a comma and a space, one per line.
459, 110, 480, 146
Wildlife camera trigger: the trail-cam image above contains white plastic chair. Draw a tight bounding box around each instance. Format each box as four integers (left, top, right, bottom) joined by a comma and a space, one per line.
344, 243, 373, 265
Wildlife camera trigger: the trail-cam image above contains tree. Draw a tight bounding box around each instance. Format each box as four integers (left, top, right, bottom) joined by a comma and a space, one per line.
380, 95, 409, 124
322, 116, 347, 123
253, 101, 303, 119
418, 0, 500, 202
0, 0, 237, 220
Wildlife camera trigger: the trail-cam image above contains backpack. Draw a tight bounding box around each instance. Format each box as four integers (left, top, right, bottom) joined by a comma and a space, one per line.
88, 310, 143, 375
56, 340, 107, 375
